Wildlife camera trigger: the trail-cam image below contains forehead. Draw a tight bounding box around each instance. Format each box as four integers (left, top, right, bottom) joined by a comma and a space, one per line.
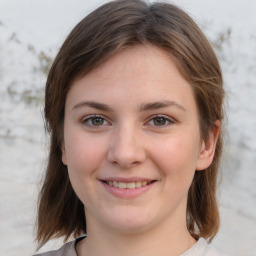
66, 44, 196, 112
80, 44, 180, 82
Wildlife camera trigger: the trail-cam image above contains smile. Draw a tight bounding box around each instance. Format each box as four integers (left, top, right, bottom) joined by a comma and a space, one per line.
105, 181, 153, 189
100, 179, 156, 198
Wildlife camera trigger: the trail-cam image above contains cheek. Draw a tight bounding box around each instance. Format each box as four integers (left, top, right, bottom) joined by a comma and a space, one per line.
151, 135, 200, 181
64, 130, 106, 177
64, 134, 107, 202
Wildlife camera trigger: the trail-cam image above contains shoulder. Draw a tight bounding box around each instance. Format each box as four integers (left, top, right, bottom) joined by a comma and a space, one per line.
204, 243, 230, 256
182, 238, 231, 256
33, 240, 77, 256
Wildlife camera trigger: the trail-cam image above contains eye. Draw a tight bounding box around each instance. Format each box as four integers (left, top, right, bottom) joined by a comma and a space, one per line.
81, 115, 110, 127
147, 115, 174, 127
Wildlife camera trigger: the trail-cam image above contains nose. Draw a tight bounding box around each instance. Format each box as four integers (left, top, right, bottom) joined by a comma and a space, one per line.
107, 125, 146, 169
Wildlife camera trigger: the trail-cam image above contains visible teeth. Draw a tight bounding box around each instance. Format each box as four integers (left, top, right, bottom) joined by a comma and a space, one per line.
106, 181, 151, 189
135, 181, 142, 188
127, 182, 136, 189
142, 181, 147, 186
118, 182, 127, 189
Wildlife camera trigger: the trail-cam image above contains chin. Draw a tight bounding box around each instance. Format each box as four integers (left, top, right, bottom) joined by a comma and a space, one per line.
102, 209, 153, 233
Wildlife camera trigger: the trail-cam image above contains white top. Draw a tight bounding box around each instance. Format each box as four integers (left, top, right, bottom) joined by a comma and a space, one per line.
34, 237, 230, 256
181, 238, 229, 256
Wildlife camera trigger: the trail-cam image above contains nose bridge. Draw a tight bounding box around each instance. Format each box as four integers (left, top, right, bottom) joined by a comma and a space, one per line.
107, 122, 145, 168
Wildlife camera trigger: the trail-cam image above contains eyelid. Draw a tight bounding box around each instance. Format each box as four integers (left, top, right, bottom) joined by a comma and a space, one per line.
80, 114, 176, 129
145, 114, 176, 127
81, 114, 111, 127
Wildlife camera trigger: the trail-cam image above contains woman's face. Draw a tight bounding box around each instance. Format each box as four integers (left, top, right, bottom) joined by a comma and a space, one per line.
62, 45, 216, 234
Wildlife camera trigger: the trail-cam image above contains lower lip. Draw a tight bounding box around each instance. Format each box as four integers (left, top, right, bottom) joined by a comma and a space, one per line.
101, 181, 155, 198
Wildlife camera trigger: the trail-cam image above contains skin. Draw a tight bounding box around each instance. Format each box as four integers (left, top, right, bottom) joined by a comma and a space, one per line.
62, 44, 219, 256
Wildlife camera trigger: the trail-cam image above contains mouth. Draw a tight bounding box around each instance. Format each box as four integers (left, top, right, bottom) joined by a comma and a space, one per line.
101, 180, 156, 189
100, 178, 157, 198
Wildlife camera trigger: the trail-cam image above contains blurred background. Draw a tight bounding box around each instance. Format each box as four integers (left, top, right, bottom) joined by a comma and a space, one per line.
0, 0, 255, 255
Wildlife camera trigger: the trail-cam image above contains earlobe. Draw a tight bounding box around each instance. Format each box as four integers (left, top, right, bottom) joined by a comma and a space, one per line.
61, 142, 67, 165
196, 120, 220, 171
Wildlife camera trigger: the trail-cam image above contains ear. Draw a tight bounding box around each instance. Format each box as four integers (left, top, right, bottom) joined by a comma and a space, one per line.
196, 120, 220, 171
61, 142, 67, 165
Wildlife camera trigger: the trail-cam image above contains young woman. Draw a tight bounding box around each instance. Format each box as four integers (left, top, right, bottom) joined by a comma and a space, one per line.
35, 0, 228, 255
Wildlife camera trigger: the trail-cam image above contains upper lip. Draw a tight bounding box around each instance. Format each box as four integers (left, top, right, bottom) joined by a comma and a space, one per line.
99, 177, 156, 182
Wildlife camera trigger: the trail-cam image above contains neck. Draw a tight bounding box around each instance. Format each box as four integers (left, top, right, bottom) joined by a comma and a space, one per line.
76, 212, 196, 256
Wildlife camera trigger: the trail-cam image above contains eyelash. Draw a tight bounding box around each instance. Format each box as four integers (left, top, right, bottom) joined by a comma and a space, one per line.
146, 115, 175, 127
81, 114, 175, 128
81, 115, 110, 128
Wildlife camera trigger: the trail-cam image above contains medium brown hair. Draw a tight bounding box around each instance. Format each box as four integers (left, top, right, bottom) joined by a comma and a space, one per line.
36, 0, 224, 248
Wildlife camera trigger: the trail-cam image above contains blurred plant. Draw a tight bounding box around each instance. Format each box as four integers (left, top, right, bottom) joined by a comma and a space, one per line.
9, 32, 21, 44
27, 44, 53, 76
7, 84, 44, 106
5, 32, 54, 106
38, 51, 53, 76
21, 88, 45, 105
211, 27, 232, 60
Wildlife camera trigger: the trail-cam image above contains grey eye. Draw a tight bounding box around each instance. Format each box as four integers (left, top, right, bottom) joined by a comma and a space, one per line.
152, 117, 168, 126
82, 115, 109, 127
91, 117, 105, 126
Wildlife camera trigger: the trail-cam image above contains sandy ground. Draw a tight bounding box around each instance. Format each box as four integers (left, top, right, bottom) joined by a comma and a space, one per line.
0, 0, 256, 255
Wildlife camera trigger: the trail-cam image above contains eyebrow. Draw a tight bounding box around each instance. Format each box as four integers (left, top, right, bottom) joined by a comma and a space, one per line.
73, 101, 114, 112
72, 100, 186, 112
139, 100, 186, 112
